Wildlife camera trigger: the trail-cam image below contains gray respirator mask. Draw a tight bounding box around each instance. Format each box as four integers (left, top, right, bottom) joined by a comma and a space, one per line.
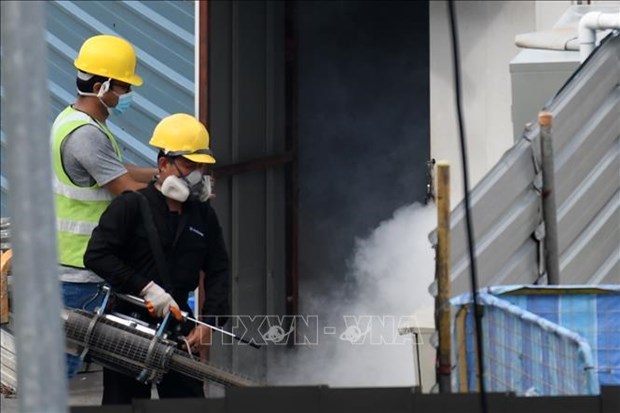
160, 160, 211, 202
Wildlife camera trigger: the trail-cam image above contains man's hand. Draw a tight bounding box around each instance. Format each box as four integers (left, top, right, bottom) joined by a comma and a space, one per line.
184, 324, 212, 354
124, 164, 158, 184
103, 173, 146, 196
140, 281, 179, 318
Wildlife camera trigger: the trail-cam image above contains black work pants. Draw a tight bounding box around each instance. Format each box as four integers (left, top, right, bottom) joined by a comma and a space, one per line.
101, 367, 204, 405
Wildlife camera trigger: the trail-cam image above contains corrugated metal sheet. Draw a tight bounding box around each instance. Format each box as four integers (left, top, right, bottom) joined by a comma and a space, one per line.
208, 0, 287, 383
1, 0, 195, 215
431, 32, 620, 294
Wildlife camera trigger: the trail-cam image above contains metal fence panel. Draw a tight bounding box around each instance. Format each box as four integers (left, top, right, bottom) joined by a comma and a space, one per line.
451, 289, 614, 395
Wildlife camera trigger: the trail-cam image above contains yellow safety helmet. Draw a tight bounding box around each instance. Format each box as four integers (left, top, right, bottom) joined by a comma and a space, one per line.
74, 35, 143, 86
149, 114, 216, 164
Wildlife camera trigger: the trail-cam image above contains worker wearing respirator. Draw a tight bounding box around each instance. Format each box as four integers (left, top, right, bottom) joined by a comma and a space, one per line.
84, 113, 230, 403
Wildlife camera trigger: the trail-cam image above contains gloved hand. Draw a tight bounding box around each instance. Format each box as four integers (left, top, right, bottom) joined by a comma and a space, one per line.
140, 281, 180, 319
198, 175, 215, 202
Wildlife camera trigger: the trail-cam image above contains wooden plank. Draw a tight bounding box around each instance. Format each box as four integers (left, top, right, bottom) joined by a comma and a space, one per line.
436, 162, 451, 393
0, 249, 12, 324
456, 307, 469, 393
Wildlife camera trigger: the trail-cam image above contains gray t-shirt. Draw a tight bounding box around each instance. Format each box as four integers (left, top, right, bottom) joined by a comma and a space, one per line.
59, 124, 127, 283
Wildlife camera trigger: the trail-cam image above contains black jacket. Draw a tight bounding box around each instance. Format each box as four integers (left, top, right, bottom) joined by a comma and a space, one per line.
84, 183, 230, 327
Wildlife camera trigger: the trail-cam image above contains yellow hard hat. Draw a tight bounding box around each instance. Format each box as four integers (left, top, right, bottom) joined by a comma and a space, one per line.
149, 114, 216, 164
74, 35, 143, 86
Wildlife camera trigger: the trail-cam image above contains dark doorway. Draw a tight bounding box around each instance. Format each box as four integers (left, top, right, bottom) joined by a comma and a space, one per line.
293, 1, 430, 303
207, 0, 429, 378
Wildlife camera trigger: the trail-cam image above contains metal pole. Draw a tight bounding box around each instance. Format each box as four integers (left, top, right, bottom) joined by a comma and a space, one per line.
538, 112, 560, 285
1, 1, 69, 411
435, 161, 451, 393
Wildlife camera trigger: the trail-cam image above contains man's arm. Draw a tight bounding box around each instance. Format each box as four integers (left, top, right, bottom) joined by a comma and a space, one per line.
84, 194, 151, 294
102, 173, 147, 196
124, 164, 157, 184
63, 125, 151, 195
101, 163, 157, 197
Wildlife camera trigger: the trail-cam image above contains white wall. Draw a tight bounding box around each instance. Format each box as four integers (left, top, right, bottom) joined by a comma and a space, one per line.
535, 1, 573, 30
430, 1, 569, 204
430, 0, 620, 204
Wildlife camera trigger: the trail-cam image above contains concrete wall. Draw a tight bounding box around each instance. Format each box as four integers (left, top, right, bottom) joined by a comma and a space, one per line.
430, 0, 620, 204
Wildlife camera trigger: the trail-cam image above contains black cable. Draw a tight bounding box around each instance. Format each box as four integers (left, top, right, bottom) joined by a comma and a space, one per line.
447, 2, 488, 412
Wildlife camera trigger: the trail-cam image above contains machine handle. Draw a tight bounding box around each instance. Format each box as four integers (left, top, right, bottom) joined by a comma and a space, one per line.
107, 287, 261, 349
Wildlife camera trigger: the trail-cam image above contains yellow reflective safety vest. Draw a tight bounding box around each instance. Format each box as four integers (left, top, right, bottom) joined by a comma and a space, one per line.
51, 106, 122, 268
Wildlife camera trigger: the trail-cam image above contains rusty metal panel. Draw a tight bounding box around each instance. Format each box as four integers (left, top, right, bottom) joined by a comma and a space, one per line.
208, 0, 287, 383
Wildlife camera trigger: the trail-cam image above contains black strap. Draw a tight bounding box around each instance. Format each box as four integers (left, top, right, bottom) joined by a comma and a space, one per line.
135, 192, 174, 293
172, 209, 189, 249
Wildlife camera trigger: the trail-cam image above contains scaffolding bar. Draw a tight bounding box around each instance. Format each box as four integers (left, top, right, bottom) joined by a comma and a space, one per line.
538, 112, 560, 285
0, 1, 68, 411
436, 161, 452, 393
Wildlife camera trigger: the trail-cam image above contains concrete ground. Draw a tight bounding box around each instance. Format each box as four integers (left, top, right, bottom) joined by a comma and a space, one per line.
0, 364, 224, 412
1, 365, 104, 412
1, 314, 105, 412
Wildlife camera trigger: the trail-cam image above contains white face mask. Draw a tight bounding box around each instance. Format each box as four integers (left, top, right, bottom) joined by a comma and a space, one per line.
77, 78, 113, 114
160, 169, 203, 202
161, 175, 191, 202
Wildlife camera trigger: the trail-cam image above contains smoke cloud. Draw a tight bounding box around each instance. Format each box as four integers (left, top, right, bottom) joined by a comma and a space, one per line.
270, 202, 437, 387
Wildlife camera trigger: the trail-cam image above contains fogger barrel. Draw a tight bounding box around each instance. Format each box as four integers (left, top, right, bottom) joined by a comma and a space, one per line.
62, 308, 255, 387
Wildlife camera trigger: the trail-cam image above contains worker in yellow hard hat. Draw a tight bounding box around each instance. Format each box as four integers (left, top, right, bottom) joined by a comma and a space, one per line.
51, 34, 157, 379
84, 113, 229, 403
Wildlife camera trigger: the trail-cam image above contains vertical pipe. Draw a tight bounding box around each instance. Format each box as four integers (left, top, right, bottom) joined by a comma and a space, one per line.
195, 0, 209, 360
0, 1, 68, 411
264, 0, 276, 380
230, 0, 240, 372
196, 4, 214, 397
265, 0, 276, 319
436, 161, 451, 393
538, 112, 560, 285
414, 332, 423, 390
197, 0, 209, 125
284, 0, 299, 347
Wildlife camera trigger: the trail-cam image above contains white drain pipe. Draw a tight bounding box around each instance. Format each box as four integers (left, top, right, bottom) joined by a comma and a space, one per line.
578, 10, 620, 62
